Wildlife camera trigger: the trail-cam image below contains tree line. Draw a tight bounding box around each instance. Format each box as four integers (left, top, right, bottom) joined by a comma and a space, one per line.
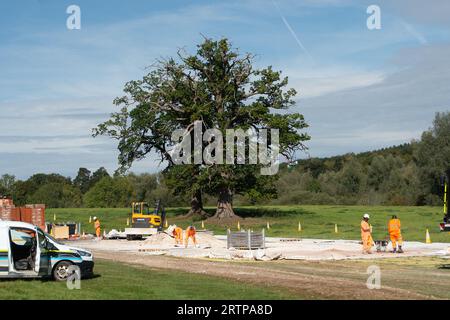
271, 111, 449, 207
1, 111, 448, 210
0, 168, 186, 209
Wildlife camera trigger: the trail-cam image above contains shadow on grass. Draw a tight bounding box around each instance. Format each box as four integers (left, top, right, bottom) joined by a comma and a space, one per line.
169, 207, 315, 219
234, 207, 315, 218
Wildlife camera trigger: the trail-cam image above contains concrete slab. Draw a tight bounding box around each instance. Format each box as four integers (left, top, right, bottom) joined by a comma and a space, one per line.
71, 235, 450, 261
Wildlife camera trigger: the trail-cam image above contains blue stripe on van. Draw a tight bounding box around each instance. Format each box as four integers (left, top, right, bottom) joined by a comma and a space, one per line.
51, 257, 82, 262
0, 257, 8, 260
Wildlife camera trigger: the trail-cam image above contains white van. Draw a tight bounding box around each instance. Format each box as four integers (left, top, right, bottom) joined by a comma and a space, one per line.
0, 221, 94, 281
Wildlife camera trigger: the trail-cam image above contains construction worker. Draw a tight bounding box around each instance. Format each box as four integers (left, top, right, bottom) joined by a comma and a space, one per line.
172, 225, 183, 246
361, 213, 373, 254
94, 217, 101, 239
388, 215, 404, 253
185, 225, 198, 248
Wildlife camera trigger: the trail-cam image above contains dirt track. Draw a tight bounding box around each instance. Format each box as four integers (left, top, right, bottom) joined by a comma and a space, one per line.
92, 250, 450, 299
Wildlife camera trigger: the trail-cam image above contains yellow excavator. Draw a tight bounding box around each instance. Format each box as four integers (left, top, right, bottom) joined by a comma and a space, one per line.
126, 200, 166, 240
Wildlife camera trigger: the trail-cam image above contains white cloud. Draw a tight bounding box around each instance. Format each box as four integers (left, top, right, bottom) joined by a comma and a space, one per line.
288, 67, 385, 98
297, 44, 450, 158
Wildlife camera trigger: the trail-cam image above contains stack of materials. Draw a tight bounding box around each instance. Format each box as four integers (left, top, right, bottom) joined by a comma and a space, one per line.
0, 204, 20, 222
0, 198, 46, 230
0, 198, 14, 206
22, 204, 46, 230
52, 225, 70, 240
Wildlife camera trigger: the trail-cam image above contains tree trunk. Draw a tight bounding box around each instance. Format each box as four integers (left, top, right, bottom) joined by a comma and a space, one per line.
184, 189, 208, 218
213, 188, 237, 219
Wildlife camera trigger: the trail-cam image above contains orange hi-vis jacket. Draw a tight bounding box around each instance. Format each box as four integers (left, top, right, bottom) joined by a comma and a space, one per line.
361, 220, 371, 237
94, 220, 101, 237
388, 218, 401, 236
186, 227, 196, 238
361, 220, 373, 252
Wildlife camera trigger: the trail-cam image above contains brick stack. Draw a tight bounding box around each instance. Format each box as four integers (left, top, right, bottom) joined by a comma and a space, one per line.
0, 199, 46, 230
0, 198, 13, 206
0, 198, 19, 222
24, 204, 46, 230
0, 206, 20, 222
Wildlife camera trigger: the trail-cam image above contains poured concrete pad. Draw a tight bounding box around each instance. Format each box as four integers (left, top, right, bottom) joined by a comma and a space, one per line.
72, 235, 450, 261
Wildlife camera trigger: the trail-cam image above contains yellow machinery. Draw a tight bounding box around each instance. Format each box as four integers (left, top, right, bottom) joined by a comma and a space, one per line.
131, 202, 162, 228
126, 200, 166, 240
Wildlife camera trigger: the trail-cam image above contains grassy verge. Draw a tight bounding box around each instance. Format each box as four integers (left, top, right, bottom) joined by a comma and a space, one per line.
48, 205, 450, 242
0, 259, 297, 300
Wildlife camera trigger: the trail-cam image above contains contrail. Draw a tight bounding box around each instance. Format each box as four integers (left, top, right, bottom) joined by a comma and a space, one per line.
400, 20, 428, 45
272, 0, 314, 62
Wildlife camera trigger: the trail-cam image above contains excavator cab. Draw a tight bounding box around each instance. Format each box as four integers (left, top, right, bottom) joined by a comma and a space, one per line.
439, 170, 449, 232
131, 201, 163, 229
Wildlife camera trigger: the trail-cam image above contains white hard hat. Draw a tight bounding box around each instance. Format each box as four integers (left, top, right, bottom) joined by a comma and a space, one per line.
93, 216, 97, 220
363, 213, 370, 219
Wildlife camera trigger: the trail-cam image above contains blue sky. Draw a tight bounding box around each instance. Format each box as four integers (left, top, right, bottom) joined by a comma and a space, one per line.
1, 0, 449, 179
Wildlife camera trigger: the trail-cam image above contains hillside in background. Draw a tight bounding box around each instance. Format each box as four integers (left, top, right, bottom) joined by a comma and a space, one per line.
269, 143, 420, 206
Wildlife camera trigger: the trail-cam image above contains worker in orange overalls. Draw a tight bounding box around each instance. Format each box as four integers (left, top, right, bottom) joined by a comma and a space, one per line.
94, 217, 101, 239
361, 213, 373, 254
388, 215, 404, 253
172, 225, 183, 246
185, 226, 198, 248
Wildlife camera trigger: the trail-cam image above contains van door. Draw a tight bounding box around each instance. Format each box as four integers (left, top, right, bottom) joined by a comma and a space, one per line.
0, 227, 9, 276
9, 227, 39, 275
36, 228, 50, 276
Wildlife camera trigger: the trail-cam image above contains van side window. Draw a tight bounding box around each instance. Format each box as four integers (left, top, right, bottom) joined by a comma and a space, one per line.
10, 228, 35, 246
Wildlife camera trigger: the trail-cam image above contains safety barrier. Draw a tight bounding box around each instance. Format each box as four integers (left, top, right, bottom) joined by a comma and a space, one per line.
227, 229, 265, 250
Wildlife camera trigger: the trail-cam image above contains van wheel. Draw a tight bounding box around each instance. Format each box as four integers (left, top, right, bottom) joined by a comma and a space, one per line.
53, 261, 73, 281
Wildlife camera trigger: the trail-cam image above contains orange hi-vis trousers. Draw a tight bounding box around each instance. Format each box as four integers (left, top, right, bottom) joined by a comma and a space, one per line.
388, 218, 403, 248
361, 221, 373, 253
390, 232, 403, 248
185, 227, 197, 247
95, 220, 101, 238
173, 227, 183, 245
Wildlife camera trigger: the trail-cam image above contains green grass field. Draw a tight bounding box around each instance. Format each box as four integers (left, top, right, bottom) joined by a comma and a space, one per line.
0, 259, 296, 300
48, 205, 450, 243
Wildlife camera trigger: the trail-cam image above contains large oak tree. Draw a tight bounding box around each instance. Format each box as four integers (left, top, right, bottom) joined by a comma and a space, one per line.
94, 38, 309, 219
